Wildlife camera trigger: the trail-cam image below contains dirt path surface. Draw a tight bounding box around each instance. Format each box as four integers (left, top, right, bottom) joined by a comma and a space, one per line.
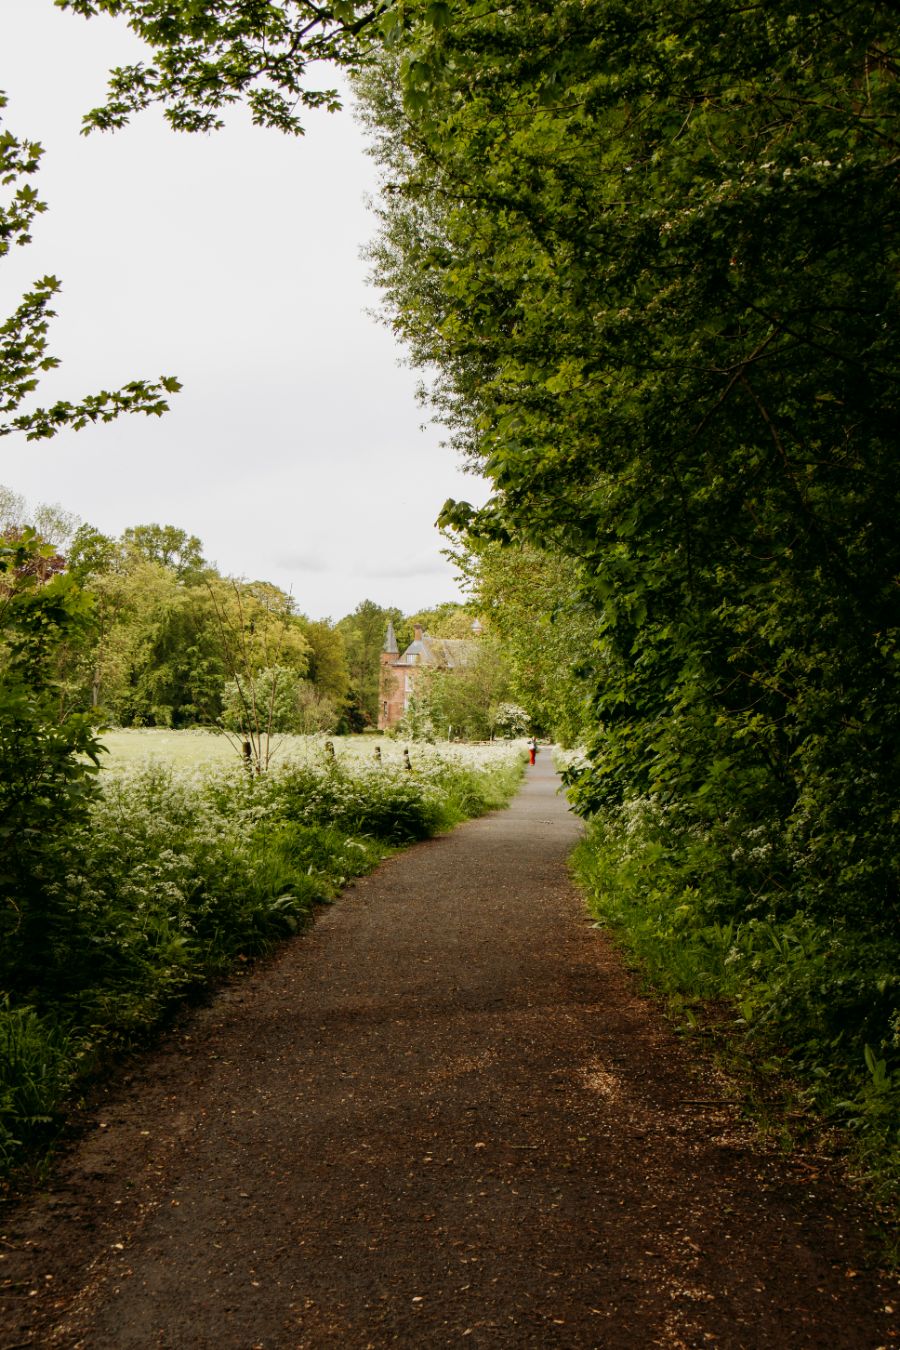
1, 760, 896, 1348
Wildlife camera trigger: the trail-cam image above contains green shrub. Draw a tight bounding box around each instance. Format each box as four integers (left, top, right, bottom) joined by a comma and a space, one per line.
275, 762, 445, 842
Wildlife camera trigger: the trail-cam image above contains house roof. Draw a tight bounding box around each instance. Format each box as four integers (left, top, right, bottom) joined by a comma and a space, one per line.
383, 623, 480, 670
395, 632, 476, 668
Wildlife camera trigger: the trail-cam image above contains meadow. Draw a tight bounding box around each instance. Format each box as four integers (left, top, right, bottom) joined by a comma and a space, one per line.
1, 734, 524, 1181
95, 728, 499, 771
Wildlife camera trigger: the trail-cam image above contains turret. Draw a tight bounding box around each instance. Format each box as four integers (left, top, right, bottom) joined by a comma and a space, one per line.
382, 620, 399, 659
378, 621, 401, 730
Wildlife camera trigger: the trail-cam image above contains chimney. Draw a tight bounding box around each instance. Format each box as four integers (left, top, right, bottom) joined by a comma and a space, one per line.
413, 624, 423, 641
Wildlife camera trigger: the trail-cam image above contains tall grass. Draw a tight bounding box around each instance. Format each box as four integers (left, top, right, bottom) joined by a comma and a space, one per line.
0, 746, 522, 1180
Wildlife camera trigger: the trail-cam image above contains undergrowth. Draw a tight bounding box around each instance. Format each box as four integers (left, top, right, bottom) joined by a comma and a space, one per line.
572, 797, 900, 1235
0, 748, 522, 1180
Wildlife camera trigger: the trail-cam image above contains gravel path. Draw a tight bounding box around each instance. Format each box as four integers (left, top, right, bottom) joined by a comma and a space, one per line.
1, 759, 896, 1348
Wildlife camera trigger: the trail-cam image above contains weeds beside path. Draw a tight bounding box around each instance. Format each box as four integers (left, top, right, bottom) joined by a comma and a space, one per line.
1, 760, 896, 1348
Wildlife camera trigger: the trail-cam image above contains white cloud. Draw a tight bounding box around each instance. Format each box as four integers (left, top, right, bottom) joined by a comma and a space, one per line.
1, 1, 489, 620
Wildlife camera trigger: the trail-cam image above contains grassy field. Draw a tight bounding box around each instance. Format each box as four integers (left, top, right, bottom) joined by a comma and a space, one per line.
95, 729, 516, 772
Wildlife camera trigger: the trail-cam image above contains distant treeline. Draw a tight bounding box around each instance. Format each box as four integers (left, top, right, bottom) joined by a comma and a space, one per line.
0, 487, 495, 735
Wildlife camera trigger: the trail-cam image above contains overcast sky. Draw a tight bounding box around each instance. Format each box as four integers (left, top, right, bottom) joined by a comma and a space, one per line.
1, 1, 487, 620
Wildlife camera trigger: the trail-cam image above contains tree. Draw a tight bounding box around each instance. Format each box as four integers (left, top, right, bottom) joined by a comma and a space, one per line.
406, 601, 471, 640
0, 486, 80, 553
357, 3, 900, 938
80, 557, 187, 723
336, 598, 402, 725
207, 577, 311, 770
297, 617, 350, 705
123, 575, 227, 726
292, 680, 340, 734
122, 523, 206, 582
222, 665, 336, 735
66, 523, 120, 584
492, 702, 530, 739
448, 533, 596, 745
0, 487, 26, 533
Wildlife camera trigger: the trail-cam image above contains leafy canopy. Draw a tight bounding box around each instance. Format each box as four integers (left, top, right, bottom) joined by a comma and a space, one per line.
356, 1, 900, 936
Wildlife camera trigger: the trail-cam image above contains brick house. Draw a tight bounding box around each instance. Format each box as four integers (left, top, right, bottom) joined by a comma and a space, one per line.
378, 621, 479, 730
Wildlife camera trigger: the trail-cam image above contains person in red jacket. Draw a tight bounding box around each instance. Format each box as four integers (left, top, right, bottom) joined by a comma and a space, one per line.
528, 737, 538, 766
